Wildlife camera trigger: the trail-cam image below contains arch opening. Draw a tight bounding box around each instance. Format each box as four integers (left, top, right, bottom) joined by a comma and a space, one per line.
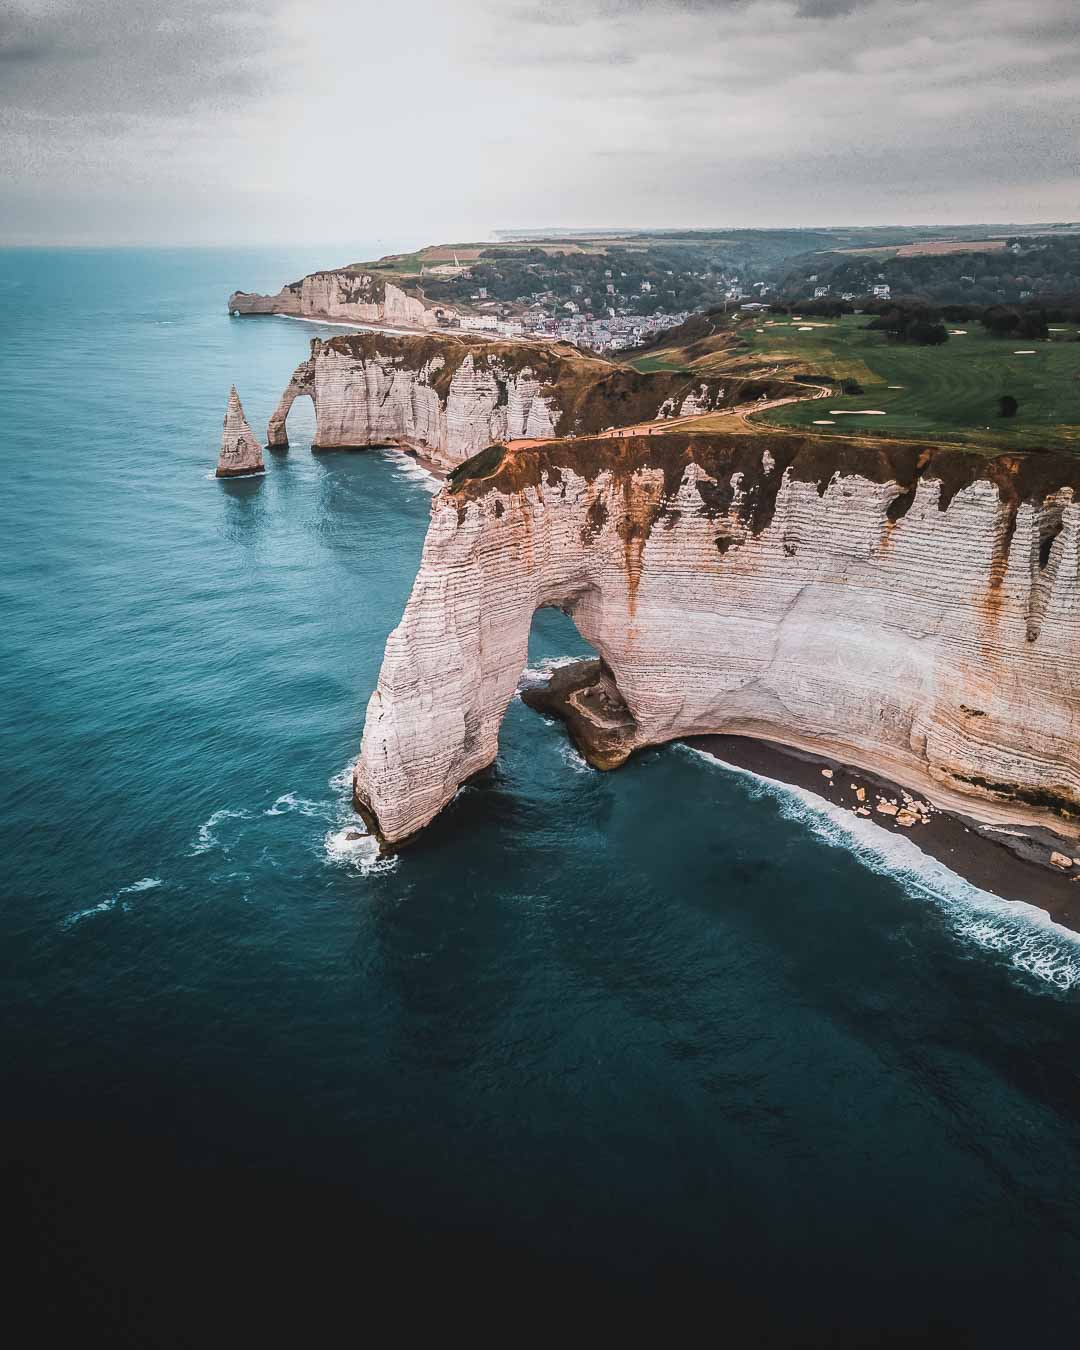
267, 389, 315, 450
518, 600, 639, 772
267, 359, 317, 450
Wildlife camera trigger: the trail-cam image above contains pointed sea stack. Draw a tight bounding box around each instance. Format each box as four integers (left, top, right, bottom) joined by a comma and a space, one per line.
216, 387, 265, 478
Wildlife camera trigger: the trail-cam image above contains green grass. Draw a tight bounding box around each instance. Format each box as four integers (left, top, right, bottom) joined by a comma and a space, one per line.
628, 353, 693, 374
748, 316, 1080, 451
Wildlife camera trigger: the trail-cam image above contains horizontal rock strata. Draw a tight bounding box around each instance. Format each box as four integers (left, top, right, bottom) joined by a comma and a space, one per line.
267, 331, 789, 468
354, 432, 1080, 849
216, 386, 264, 477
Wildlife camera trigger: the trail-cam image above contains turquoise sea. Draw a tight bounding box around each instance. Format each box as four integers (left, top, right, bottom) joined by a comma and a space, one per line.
3, 247, 1080, 1341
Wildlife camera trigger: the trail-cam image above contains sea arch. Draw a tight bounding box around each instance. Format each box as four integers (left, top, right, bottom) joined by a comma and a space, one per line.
267, 358, 316, 449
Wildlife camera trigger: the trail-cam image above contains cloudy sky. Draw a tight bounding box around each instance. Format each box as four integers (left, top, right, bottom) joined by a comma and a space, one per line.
2, 0, 1077, 244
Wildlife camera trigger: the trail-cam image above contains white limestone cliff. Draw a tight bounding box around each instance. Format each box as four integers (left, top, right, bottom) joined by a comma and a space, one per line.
353, 433, 1080, 849
228, 271, 452, 328
216, 386, 264, 478
265, 333, 754, 468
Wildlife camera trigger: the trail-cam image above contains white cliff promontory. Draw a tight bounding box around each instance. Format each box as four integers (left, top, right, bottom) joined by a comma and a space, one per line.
266, 332, 775, 469
216, 386, 264, 478
353, 433, 1080, 851
228, 270, 452, 328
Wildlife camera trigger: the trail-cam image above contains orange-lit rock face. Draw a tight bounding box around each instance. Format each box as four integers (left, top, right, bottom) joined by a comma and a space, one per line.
354, 433, 1080, 846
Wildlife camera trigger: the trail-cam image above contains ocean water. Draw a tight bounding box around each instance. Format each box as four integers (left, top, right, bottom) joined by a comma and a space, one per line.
3, 248, 1080, 1341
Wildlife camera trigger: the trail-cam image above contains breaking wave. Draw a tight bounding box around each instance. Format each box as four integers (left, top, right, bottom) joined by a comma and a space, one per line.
321, 759, 398, 875
323, 826, 398, 876
679, 745, 1080, 993
64, 876, 163, 929
378, 448, 441, 494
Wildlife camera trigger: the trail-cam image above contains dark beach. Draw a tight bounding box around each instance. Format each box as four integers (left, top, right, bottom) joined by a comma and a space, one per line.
689, 734, 1080, 932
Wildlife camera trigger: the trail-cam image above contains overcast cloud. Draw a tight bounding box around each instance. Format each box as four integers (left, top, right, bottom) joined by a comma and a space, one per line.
1, 0, 1077, 243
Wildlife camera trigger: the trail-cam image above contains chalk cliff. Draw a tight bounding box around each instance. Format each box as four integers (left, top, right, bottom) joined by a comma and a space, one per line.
353, 432, 1080, 850
216, 386, 264, 478
228, 270, 449, 328
266, 331, 783, 468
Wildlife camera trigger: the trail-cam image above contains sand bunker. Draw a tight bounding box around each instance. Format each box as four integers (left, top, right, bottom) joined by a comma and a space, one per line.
951, 330, 968, 335
812, 419, 836, 425
830, 410, 887, 416
1014, 350, 1036, 355
887, 385, 905, 389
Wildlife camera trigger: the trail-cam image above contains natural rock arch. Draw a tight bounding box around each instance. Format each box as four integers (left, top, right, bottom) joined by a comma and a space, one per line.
267, 359, 315, 450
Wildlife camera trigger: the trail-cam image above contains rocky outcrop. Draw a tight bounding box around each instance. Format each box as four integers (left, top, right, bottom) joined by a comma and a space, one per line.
353, 432, 1080, 848
228, 270, 451, 328
216, 387, 264, 477
266, 331, 785, 468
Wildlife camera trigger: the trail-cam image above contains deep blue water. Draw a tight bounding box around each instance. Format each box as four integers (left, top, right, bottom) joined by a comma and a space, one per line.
3, 248, 1080, 1342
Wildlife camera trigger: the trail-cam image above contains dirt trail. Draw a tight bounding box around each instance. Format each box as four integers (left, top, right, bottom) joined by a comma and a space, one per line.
503, 383, 831, 452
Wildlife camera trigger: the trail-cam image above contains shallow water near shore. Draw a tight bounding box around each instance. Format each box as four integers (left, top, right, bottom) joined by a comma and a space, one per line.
3, 248, 1080, 1337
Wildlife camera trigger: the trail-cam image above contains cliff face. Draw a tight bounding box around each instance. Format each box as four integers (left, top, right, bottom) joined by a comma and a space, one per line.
216, 386, 264, 477
353, 432, 1080, 847
228, 270, 446, 328
266, 332, 782, 468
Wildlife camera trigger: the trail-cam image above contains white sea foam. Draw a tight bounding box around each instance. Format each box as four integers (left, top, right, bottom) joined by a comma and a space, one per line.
264, 791, 331, 819
323, 826, 398, 875
679, 745, 1080, 993
559, 741, 593, 775
188, 808, 251, 856
281, 315, 419, 336
517, 654, 585, 692
254, 760, 395, 875
328, 760, 356, 795
317, 758, 398, 873
377, 448, 441, 493
64, 876, 163, 929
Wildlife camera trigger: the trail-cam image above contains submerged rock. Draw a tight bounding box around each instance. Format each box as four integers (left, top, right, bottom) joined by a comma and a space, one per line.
216, 386, 265, 478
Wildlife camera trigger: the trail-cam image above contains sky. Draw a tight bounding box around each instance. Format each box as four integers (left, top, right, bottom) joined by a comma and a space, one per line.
1, 0, 1077, 245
